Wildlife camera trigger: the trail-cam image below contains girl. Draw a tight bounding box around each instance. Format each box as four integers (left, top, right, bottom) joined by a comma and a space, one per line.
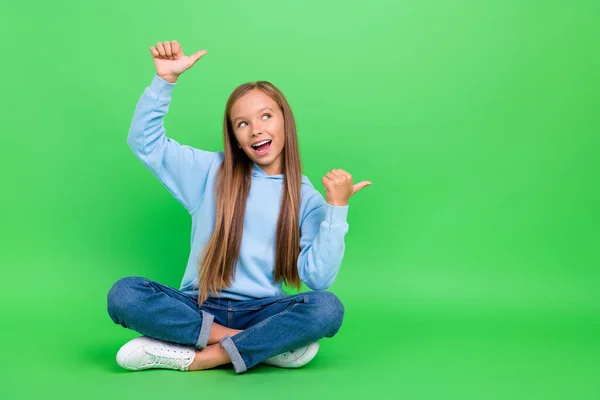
107, 40, 372, 374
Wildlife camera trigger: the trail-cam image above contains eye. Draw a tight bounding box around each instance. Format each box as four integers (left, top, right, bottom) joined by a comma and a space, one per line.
237, 113, 271, 128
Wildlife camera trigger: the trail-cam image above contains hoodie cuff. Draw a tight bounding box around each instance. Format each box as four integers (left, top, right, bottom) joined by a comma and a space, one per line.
149, 73, 176, 100
325, 204, 349, 225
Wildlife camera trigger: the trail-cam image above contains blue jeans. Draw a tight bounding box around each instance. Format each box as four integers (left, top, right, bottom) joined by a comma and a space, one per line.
106, 276, 345, 373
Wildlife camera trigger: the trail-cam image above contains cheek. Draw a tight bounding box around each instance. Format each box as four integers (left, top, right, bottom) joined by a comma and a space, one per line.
274, 122, 285, 142
232, 131, 244, 144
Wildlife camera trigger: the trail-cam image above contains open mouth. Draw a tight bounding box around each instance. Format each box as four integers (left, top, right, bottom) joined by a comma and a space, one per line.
251, 139, 272, 156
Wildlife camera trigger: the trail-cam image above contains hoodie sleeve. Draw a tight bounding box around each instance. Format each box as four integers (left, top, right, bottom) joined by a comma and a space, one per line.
297, 192, 349, 290
127, 73, 218, 214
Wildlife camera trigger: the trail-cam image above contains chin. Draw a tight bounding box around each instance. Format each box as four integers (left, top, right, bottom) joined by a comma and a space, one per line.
255, 159, 272, 166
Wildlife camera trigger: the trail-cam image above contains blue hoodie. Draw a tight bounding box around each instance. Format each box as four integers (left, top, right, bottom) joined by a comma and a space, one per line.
127, 73, 350, 300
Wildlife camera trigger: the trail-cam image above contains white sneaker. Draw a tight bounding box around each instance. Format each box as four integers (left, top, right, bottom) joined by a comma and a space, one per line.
261, 341, 320, 368
116, 337, 196, 372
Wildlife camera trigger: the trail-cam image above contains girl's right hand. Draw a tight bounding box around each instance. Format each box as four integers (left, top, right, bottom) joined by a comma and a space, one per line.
150, 40, 207, 83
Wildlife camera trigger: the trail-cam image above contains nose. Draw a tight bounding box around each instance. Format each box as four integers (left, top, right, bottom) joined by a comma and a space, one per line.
251, 117, 268, 137
251, 128, 264, 137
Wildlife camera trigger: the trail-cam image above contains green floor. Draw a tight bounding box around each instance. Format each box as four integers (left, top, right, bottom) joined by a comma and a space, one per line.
3, 255, 598, 399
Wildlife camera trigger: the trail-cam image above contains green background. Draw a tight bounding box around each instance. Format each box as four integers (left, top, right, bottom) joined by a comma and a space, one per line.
2, 0, 598, 398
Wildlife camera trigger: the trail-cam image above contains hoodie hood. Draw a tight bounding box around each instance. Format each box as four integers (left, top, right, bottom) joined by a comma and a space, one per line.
252, 162, 312, 185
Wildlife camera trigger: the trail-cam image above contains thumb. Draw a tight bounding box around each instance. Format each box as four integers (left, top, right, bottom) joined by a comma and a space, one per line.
188, 50, 208, 66
352, 181, 372, 195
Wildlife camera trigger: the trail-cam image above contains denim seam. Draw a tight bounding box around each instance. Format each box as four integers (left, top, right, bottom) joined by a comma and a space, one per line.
231, 300, 303, 344
220, 335, 247, 373
202, 296, 301, 312
147, 279, 200, 316
195, 310, 214, 349
226, 301, 305, 371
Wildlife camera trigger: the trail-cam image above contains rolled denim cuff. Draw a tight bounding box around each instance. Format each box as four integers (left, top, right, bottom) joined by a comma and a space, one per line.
219, 335, 247, 373
195, 310, 214, 349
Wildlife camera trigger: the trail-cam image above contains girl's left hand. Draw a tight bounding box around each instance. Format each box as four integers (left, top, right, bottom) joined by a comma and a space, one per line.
322, 169, 372, 206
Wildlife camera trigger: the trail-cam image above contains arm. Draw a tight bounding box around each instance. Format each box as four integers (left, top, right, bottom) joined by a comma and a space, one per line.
127, 73, 217, 214
297, 193, 349, 290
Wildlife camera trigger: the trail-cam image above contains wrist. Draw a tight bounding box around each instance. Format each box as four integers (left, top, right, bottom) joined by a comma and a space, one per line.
158, 73, 178, 83
327, 201, 348, 207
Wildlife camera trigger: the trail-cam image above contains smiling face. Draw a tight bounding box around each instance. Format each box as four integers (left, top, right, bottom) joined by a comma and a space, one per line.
230, 88, 285, 176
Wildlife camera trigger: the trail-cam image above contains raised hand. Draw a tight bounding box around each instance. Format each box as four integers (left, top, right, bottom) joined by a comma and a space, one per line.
322, 169, 372, 206
149, 40, 207, 83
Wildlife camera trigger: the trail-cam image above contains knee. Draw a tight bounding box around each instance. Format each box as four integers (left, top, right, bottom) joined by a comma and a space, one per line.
308, 291, 345, 337
106, 276, 148, 323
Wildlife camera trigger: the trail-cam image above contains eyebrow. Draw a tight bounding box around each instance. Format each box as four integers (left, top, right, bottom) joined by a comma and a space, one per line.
232, 107, 274, 124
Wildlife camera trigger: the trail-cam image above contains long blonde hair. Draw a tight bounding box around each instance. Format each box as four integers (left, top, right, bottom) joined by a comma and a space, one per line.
196, 81, 303, 305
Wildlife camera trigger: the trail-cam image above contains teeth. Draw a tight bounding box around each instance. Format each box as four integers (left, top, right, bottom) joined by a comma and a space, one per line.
252, 140, 271, 148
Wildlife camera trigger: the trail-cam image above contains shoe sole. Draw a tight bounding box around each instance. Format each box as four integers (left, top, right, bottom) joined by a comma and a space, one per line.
264, 341, 320, 368
292, 341, 319, 367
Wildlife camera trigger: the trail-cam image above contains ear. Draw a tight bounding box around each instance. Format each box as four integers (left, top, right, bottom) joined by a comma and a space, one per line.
237, 142, 241, 149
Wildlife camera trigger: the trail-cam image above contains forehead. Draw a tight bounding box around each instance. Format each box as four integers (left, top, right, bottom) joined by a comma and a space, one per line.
231, 89, 278, 118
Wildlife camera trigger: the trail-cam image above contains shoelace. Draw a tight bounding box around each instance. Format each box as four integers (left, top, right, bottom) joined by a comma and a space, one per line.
149, 346, 193, 371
